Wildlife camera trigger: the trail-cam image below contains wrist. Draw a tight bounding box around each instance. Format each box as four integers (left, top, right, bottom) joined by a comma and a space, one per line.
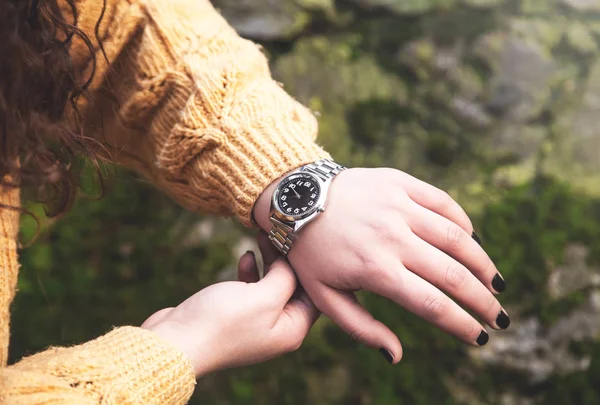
253, 172, 289, 231
144, 321, 215, 378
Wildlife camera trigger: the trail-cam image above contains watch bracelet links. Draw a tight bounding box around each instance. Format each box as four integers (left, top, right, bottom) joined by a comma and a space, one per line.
268, 159, 346, 256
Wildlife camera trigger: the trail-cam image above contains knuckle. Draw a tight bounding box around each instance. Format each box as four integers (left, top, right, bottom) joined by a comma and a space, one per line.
422, 295, 449, 322
464, 322, 478, 342
444, 263, 468, 291
486, 293, 498, 315
446, 224, 465, 250
437, 190, 454, 212
348, 327, 367, 342
287, 335, 305, 352
371, 220, 398, 242
354, 249, 381, 275
386, 188, 410, 208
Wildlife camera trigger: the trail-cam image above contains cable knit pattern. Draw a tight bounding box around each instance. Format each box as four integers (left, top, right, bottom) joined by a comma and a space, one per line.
1, 0, 329, 403
74, 0, 330, 226
0, 181, 19, 368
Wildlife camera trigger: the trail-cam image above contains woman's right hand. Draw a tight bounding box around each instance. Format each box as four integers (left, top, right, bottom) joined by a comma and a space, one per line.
142, 233, 319, 377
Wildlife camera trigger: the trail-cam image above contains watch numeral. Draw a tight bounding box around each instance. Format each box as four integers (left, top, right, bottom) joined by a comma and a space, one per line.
286, 208, 292, 212
311, 194, 317, 198
304, 182, 311, 187
284, 188, 289, 193
282, 202, 288, 207
294, 208, 300, 214
290, 184, 296, 189
281, 195, 287, 201
308, 201, 314, 206
302, 207, 307, 211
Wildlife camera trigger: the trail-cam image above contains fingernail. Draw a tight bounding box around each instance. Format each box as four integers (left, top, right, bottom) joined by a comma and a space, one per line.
472, 231, 482, 246
492, 274, 506, 293
379, 348, 394, 364
245, 250, 255, 257
496, 310, 510, 329
476, 330, 489, 346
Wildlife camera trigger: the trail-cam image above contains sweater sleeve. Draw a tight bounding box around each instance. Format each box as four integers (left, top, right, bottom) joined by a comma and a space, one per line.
73, 0, 331, 226
1, 327, 196, 405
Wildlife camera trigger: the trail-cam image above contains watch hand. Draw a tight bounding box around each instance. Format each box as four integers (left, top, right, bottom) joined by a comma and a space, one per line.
292, 188, 301, 199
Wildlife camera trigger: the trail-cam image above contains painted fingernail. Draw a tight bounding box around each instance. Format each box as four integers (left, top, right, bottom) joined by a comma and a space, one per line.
492, 274, 506, 293
476, 330, 489, 346
379, 348, 394, 364
472, 231, 482, 246
496, 310, 510, 329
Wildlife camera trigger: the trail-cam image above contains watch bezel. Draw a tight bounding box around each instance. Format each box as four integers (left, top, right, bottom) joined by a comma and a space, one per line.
272, 172, 324, 222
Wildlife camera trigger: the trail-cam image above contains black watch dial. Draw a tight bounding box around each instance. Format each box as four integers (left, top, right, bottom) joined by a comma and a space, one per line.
276, 174, 321, 217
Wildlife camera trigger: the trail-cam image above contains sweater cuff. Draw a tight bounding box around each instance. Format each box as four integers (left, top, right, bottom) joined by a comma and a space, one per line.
192, 124, 331, 228
157, 100, 331, 227
12, 326, 196, 404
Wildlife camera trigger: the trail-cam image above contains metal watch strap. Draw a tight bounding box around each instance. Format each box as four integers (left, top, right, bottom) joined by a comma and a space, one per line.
268, 159, 346, 256
269, 217, 295, 256
302, 159, 346, 181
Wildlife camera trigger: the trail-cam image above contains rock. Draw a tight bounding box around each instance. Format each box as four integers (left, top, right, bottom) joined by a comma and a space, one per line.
561, 0, 600, 11
548, 244, 600, 299
462, 0, 506, 7
212, 0, 310, 40
544, 59, 600, 196
348, 0, 438, 14
469, 291, 600, 383
485, 38, 556, 121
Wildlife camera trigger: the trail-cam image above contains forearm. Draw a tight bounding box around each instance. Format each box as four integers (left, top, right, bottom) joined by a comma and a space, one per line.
2, 327, 195, 405
252, 173, 285, 231
73, 0, 330, 226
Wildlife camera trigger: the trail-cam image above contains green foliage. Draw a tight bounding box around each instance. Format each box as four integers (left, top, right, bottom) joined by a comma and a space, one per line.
481, 177, 600, 323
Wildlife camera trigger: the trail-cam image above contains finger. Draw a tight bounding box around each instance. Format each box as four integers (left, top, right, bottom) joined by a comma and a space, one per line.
141, 307, 175, 329
259, 257, 297, 305
314, 285, 402, 363
274, 289, 321, 352
405, 203, 505, 293
258, 231, 281, 276
397, 172, 473, 235
399, 235, 508, 329
238, 251, 260, 283
360, 258, 490, 345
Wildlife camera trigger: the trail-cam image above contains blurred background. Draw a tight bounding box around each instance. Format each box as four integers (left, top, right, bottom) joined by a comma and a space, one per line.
10, 0, 600, 404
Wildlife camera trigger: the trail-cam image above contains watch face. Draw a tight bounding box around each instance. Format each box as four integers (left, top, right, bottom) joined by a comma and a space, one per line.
275, 174, 321, 218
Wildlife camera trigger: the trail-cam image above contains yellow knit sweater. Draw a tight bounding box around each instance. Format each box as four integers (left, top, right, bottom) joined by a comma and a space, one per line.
0, 0, 329, 403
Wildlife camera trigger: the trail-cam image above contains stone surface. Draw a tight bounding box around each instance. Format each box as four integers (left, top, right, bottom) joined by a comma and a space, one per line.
212, 0, 310, 40
470, 291, 600, 383
562, 0, 600, 10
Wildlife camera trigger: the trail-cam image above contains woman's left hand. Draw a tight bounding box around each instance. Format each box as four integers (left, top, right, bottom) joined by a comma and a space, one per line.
142, 233, 319, 377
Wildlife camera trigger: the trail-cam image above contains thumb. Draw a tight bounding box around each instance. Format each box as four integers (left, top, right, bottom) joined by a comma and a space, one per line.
258, 258, 297, 306
273, 288, 320, 352
314, 285, 403, 364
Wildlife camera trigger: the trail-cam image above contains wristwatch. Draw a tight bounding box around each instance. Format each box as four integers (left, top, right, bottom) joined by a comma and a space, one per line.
268, 159, 346, 255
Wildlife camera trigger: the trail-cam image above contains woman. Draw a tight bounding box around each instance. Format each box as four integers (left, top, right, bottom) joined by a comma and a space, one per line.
0, 0, 509, 403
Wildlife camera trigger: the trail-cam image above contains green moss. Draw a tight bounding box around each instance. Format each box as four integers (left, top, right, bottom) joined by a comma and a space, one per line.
481, 177, 600, 319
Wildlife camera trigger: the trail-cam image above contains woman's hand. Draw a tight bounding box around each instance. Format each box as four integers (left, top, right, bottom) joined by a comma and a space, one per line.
254, 167, 508, 363
142, 233, 319, 377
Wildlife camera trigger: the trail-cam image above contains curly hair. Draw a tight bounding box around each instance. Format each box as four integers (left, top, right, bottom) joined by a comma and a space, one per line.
0, 0, 107, 217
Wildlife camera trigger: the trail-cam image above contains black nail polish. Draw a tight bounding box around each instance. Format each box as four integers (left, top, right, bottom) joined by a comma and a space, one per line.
496, 310, 510, 329
492, 274, 506, 293
476, 330, 489, 346
472, 231, 482, 246
379, 348, 394, 364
